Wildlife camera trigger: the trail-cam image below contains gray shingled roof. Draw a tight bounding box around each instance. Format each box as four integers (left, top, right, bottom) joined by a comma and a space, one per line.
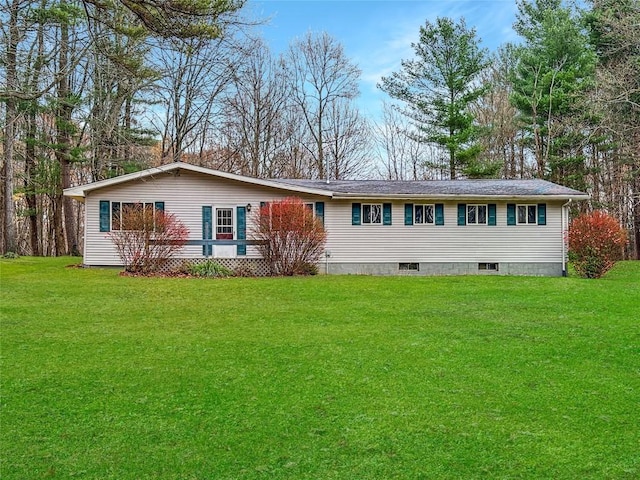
271, 178, 588, 198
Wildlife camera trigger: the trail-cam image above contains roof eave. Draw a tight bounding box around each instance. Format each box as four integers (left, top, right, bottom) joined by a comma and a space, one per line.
331, 193, 590, 201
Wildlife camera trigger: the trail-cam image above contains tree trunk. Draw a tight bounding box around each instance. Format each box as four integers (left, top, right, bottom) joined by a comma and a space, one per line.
2, 0, 20, 254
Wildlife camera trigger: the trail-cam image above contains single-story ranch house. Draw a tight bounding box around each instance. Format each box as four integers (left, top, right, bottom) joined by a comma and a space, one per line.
64, 162, 589, 276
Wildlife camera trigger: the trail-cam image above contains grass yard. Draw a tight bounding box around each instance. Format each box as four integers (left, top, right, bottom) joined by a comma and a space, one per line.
1, 257, 639, 479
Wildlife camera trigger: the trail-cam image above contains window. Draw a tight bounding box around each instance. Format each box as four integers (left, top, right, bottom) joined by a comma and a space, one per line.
363, 204, 382, 224
352, 203, 391, 225
479, 262, 499, 271
216, 208, 233, 239
414, 204, 435, 224
399, 262, 419, 271
517, 204, 538, 225
507, 203, 546, 226
105, 201, 164, 231
467, 204, 487, 225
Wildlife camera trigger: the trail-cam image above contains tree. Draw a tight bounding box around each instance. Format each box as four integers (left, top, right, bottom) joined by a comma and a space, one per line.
251, 197, 326, 276
510, 0, 596, 186
82, 0, 245, 40
586, 0, 640, 259
378, 17, 489, 179
287, 31, 362, 180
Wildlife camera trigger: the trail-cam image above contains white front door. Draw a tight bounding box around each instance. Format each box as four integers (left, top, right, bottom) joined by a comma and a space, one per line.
215, 207, 235, 258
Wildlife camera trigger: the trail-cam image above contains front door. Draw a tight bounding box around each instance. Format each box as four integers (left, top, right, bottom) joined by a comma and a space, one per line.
215, 207, 235, 258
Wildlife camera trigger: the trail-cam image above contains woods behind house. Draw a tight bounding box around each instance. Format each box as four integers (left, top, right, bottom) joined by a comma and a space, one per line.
1, 0, 639, 258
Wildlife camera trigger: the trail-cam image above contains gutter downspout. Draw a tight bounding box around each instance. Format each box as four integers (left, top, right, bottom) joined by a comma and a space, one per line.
561, 199, 572, 277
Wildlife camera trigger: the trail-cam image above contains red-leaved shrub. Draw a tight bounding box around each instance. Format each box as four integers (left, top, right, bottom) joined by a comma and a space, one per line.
568, 211, 627, 278
252, 197, 326, 276
109, 205, 189, 273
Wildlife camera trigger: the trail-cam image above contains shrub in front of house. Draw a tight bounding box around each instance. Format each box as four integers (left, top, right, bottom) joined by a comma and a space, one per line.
568, 210, 627, 278
109, 205, 189, 274
187, 260, 233, 278
252, 197, 326, 276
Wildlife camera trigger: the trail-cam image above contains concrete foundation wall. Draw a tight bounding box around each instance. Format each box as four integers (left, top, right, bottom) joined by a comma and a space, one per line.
325, 262, 564, 277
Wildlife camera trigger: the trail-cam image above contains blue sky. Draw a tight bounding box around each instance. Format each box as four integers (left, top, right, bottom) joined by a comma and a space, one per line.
247, 0, 520, 122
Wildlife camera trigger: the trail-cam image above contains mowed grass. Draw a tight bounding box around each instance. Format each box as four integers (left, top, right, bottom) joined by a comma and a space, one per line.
1, 258, 639, 479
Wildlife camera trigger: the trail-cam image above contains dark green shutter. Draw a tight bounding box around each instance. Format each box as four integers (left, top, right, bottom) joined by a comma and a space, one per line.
507, 204, 516, 226
383, 203, 392, 225
457, 204, 466, 226
352, 203, 361, 225
404, 204, 413, 225
488, 204, 497, 226
435, 203, 444, 226
315, 201, 325, 226
202, 206, 212, 256
154, 201, 165, 212
537, 203, 547, 225
99, 201, 110, 232
237, 206, 246, 256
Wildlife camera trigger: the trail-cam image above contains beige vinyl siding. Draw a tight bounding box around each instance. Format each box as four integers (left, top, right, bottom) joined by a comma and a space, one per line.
323, 200, 563, 264
83, 170, 323, 265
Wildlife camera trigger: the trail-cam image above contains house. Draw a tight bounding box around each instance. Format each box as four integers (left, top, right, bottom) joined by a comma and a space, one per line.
63, 162, 589, 276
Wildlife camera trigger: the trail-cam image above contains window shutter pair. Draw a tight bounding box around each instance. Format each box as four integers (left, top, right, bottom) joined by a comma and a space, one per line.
506, 203, 547, 225
404, 203, 444, 225
352, 203, 392, 225
457, 204, 497, 226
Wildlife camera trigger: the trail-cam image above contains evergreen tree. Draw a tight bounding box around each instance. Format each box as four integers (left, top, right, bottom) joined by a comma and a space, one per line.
378, 17, 490, 179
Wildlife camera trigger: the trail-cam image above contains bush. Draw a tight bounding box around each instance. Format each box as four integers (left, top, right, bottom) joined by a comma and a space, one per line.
187, 260, 232, 278
251, 197, 327, 276
568, 210, 627, 278
109, 205, 189, 274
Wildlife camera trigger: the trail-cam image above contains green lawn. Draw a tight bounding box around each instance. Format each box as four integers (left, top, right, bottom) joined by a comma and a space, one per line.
1, 257, 639, 479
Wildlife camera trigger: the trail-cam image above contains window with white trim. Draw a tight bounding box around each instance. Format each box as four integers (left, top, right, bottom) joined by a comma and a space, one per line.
517, 204, 538, 225
111, 202, 162, 231
362, 204, 382, 224
467, 204, 487, 225
414, 204, 435, 224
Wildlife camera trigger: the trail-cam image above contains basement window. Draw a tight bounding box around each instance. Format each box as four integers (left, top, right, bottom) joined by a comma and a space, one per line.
399, 262, 419, 271
478, 262, 499, 271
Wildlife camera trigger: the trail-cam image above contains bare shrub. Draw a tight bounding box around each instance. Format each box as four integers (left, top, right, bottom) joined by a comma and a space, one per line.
252, 197, 326, 276
109, 204, 189, 273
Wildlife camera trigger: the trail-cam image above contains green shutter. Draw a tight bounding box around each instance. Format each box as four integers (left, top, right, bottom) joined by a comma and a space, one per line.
507, 204, 516, 226
404, 204, 413, 225
538, 203, 547, 225
237, 206, 246, 256
99, 201, 110, 232
352, 203, 361, 225
488, 204, 497, 226
457, 204, 466, 226
202, 206, 212, 256
154, 201, 165, 212
435, 203, 444, 226
315, 201, 325, 226
383, 203, 392, 225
